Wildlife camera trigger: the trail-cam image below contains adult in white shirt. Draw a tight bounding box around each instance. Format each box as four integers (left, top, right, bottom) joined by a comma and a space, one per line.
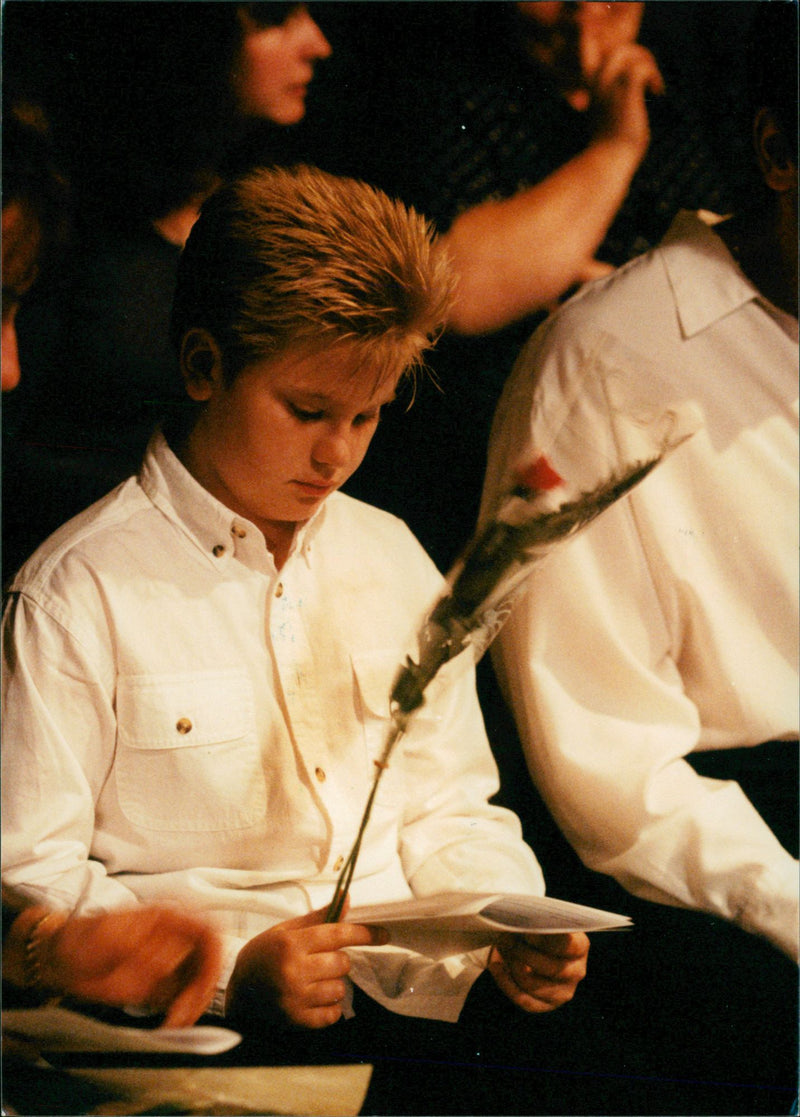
5, 164, 640, 1116
481, 5, 798, 1107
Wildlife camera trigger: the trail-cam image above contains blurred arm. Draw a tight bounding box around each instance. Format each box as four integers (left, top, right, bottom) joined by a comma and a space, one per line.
443, 43, 663, 334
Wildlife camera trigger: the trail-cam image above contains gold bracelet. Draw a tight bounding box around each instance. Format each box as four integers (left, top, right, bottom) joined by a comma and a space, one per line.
24, 909, 68, 992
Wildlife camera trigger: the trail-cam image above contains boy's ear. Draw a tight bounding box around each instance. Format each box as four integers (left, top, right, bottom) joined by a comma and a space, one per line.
180, 329, 224, 400
754, 107, 798, 193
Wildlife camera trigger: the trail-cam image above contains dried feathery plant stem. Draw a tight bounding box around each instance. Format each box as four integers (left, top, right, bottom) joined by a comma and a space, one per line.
326, 714, 408, 923
391, 458, 662, 714
449, 459, 660, 620
324, 455, 667, 923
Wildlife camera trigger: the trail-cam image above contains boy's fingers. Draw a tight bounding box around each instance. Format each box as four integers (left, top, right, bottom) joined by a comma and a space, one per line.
521, 931, 590, 959
296, 1003, 347, 1030
272, 902, 389, 952
280, 903, 339, 931
305, 978, 348, 1007
489, 952, 562, 1014
495, 934, 589, 991
305, 920, 388, 952
506, 948, 586, 989
347, 922, 389, 947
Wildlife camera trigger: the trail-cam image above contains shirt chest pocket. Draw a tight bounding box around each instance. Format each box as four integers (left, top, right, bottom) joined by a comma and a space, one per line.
115, 670, 266, 832
351, 651, 432, 810
351, 647, 475, 810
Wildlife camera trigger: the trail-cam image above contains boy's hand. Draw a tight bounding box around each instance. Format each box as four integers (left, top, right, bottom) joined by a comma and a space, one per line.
488, 931, 589, 1013
226, 901, 388, 1030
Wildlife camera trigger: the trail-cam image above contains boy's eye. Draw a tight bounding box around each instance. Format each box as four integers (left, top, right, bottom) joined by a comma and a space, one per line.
354, 409, 380, 427
289, 403, 325, 422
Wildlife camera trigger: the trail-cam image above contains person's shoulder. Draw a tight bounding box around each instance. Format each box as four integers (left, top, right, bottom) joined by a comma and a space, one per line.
510, 222, 693, 396
8, 478, 149, 602
492, 232, 691, 454
321, 492, 441, 577
324, 491, 429, 545
554, 244, 671, 339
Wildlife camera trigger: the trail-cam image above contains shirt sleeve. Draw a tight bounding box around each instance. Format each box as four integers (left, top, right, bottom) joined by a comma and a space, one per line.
485, 334, 799, 962
495, 508, 799, 961
1, 589, 140, 914
396, 639, 546, 902
207, 933, 249, 1017
2, 588, 257, 1015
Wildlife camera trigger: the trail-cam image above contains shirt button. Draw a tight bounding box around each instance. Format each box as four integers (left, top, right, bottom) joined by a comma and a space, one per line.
212, 544, 226, 557
176, 717, 193, 735
275, 583, 284, 598
315, 766, 326, 783
231, 525, 247, 539
333, 855, 344, 872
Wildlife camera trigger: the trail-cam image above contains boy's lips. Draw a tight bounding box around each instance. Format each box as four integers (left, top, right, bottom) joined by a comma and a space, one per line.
292, 479, 335, 497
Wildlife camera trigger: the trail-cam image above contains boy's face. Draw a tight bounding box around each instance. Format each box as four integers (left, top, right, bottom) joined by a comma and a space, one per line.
183, 342, 400, 551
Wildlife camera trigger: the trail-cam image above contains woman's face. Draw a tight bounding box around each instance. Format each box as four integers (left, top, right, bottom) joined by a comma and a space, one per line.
234, 5, 332, 126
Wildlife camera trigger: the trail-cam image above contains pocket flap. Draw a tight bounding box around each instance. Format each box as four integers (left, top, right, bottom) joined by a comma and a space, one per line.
117, 669, 251, 750
352, 648, 471, 721
351, 651, 398, 719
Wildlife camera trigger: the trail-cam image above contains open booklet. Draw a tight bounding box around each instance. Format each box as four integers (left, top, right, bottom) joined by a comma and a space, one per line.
347, 891, 632, 960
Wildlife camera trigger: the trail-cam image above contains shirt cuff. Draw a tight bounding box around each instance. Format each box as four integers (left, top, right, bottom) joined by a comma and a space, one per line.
208, 933, 248, 1017
734, 858, 799, 962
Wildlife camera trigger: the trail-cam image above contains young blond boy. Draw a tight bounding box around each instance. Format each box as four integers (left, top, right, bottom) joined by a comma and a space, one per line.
4, 166, 630, 1113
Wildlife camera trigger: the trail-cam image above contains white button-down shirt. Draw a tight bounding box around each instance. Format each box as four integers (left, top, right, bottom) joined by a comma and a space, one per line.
2, 432, 544, 1020
482, 211, 799, 961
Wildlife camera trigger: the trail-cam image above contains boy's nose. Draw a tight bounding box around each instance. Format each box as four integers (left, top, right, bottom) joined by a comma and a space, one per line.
312, 430, 351, 470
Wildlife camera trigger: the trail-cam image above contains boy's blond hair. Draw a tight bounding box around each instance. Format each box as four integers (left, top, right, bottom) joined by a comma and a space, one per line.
170, 164, 454, 385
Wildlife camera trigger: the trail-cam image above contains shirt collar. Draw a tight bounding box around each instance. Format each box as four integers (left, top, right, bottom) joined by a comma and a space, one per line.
660, 210, 764, 339
139, 430, 326, 571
